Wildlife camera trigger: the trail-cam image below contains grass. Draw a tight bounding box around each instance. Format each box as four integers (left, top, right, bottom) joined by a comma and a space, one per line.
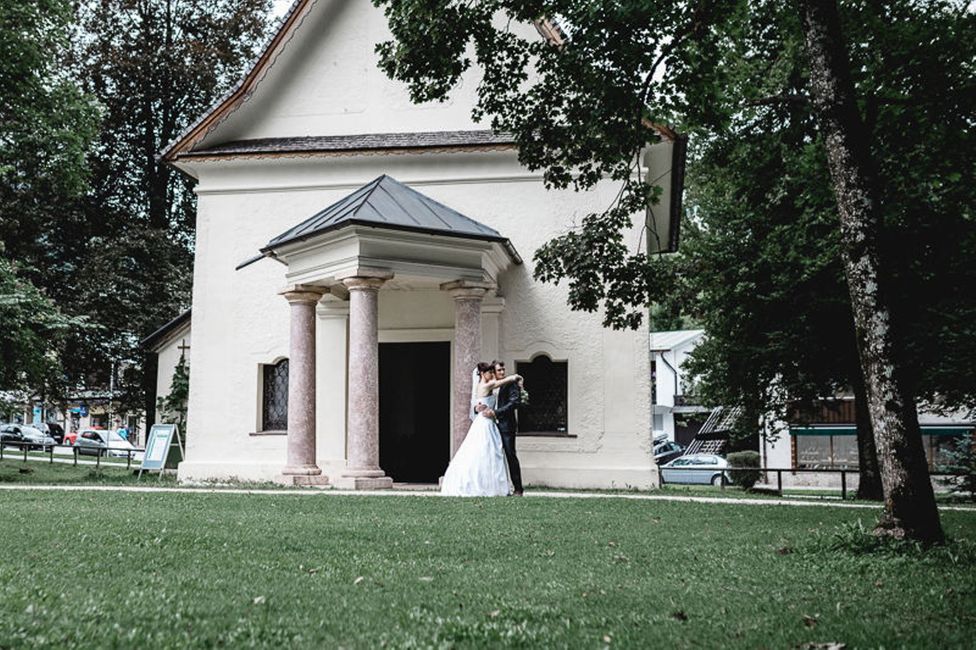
0, 459, 170, 486
0, 490, 974, 648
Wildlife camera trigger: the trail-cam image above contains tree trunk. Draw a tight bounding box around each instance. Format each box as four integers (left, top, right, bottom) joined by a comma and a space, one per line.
798, 0, 943, 543
852, 372, 883, 501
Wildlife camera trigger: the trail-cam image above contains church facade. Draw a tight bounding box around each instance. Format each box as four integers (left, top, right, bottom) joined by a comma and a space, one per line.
162, 0, 668, 489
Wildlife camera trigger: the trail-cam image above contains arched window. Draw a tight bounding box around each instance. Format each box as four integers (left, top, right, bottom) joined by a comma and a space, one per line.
515, 354, 568, 435
261, 359, 289, 431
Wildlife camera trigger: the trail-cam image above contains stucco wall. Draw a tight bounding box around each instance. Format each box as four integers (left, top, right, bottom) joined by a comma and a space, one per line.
154, 325, 191, 424
176, 0, 654, 488
178, 150, 655, 488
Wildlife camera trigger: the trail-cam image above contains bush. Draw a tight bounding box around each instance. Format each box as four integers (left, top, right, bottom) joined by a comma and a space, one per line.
940, 433, 976, 502
727, 450, 761, 490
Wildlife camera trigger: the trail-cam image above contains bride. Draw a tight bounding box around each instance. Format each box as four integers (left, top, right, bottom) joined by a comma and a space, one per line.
441, 362, 523, 496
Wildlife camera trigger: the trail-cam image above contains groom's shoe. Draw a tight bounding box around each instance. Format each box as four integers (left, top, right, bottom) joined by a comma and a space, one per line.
513, 490, 524, 497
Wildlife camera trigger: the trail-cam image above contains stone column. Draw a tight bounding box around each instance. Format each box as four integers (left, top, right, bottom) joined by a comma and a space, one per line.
280, 285, 328, 485
335, 272, 394, 489
441, 280, 495, 456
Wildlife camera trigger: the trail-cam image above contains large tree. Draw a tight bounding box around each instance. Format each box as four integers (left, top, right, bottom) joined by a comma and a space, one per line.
660, 0, 974, 502
0, 0, 99, 403
373, 0, 973, 542
58, 0, 272, 412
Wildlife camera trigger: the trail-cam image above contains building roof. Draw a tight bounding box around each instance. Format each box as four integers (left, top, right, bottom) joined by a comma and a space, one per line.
178, 130, 516, 159
140, 310, 192, 351
650, 329, 705, 352
261, 175, 521, 262
159, 0, 313, 161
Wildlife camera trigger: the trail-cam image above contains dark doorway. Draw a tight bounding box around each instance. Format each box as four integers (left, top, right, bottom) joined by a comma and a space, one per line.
379, 341, 450, 483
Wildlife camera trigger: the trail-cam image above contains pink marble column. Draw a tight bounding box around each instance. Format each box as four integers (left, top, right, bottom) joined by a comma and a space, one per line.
441, 280, 495, 456
336, 274, 393, 489
280, 285, 328, 485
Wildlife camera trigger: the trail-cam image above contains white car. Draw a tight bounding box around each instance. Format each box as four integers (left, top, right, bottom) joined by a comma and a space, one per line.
75, 429, 142, 459
660, 454, 731, 486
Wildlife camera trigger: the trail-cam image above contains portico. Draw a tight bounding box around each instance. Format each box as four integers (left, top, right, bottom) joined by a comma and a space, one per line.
258, 175, 520, 487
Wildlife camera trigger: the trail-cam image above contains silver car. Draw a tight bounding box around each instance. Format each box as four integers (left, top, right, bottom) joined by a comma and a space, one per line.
16, 425, 56, 451
660, 454, 731, 486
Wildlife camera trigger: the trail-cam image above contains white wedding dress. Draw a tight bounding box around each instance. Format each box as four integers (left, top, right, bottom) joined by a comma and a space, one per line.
441, 392, 512, 496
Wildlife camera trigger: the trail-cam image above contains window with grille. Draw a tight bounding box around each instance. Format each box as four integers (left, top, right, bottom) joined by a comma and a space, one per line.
515, 355, 568, 435
261, 360, 289, 431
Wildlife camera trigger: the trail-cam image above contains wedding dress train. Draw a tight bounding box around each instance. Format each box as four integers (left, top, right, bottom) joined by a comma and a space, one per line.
440, 393, 511, 496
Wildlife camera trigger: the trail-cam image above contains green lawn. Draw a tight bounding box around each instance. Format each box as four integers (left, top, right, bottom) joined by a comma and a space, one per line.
0, 459, 169, 486
1, 490, 974, 648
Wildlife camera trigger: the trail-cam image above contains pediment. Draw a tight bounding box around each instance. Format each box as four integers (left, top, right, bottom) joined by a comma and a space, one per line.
162, 0, 486, 163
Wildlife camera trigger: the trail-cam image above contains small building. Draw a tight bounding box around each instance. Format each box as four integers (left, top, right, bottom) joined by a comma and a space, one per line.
650, 329, 709, 447
141, 310, 192, 427
153, 0, 685, 489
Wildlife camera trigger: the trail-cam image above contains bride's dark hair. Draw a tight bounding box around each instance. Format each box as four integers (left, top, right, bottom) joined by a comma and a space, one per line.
476, 361, 494, 375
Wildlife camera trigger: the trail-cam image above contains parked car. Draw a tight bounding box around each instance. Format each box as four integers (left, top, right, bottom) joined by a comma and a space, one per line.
654, 439, 685, 466
1, 424, 27, 448
75, 429, 140, 459
33, 422, 65, 444
63, 429, 81, 445
1, 424, 56, 451
660, 454, 731, 486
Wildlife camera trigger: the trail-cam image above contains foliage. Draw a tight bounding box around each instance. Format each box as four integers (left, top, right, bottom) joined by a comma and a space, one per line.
1, 490, 975, 647
939, 434, 976, 503
156, 352, 190, 434
374, 0, 742, 329
0, 0, 99, 404
726, 450, 762, 490
2, 0, 273, 414
0, 253, 88, 400
372, 0, 975, 398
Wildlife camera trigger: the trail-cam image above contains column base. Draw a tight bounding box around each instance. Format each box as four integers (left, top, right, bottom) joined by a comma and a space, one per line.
333, 476, 394, 490
288, 474, 330, 487
282, 465, 323, 476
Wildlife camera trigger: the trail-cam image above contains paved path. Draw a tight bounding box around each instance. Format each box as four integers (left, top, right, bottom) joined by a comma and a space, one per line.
2, 483, 974, 512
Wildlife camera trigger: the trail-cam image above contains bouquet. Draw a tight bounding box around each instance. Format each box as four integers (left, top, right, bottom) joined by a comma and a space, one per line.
518, 387, 530, 406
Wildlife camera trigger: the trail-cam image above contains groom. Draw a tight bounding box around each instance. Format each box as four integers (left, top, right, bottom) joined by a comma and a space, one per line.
485, 360, 523, 496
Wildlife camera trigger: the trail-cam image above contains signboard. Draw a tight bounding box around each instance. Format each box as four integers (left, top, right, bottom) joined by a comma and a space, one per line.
139, 424, 183, 477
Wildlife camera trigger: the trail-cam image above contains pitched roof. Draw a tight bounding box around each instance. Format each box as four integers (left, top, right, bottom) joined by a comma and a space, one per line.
261, 175, 521, 262
140, 310, 192, 351
650, 329, 705, 351
159, 0, 313, 162
177, 130, 516, 160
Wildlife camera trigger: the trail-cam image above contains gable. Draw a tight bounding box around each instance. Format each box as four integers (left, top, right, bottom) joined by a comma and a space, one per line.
162, 0, 486, 161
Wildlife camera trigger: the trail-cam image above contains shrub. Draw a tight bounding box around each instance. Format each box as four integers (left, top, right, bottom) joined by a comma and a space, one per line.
727, 450, 761, 490
940, 433, 976, 502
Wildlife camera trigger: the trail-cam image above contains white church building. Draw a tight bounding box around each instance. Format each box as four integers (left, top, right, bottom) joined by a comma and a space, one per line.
160, 0, 684, 489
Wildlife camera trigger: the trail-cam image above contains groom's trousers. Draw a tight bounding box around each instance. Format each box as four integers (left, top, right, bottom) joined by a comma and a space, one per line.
501, 432, 523, 493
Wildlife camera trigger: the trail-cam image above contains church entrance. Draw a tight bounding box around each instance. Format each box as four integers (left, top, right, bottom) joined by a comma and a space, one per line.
378, 341, 451, 483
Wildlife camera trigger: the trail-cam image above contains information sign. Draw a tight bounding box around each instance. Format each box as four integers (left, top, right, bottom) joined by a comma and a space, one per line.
139, 424, 183, 477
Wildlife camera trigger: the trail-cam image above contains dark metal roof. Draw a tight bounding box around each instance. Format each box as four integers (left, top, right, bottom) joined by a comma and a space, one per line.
261, 175, 521, 263
140, 310, 192, 350
179, 131, 516, 159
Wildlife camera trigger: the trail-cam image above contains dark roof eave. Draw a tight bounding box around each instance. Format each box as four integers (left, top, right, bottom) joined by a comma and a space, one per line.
140, 310, 192, 350
260, 220, 523, 265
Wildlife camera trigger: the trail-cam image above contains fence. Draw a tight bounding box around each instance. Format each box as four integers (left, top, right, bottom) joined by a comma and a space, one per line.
0, 440, 144, 471
662, 466, 965, 500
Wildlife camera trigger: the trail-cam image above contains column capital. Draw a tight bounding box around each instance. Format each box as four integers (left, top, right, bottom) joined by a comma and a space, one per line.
341, 276, 388, 292
440, 279, 496, 299
280, 284, 327, 304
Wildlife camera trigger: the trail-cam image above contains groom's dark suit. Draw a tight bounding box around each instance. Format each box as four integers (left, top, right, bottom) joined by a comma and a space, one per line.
493, 382, 523, 494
